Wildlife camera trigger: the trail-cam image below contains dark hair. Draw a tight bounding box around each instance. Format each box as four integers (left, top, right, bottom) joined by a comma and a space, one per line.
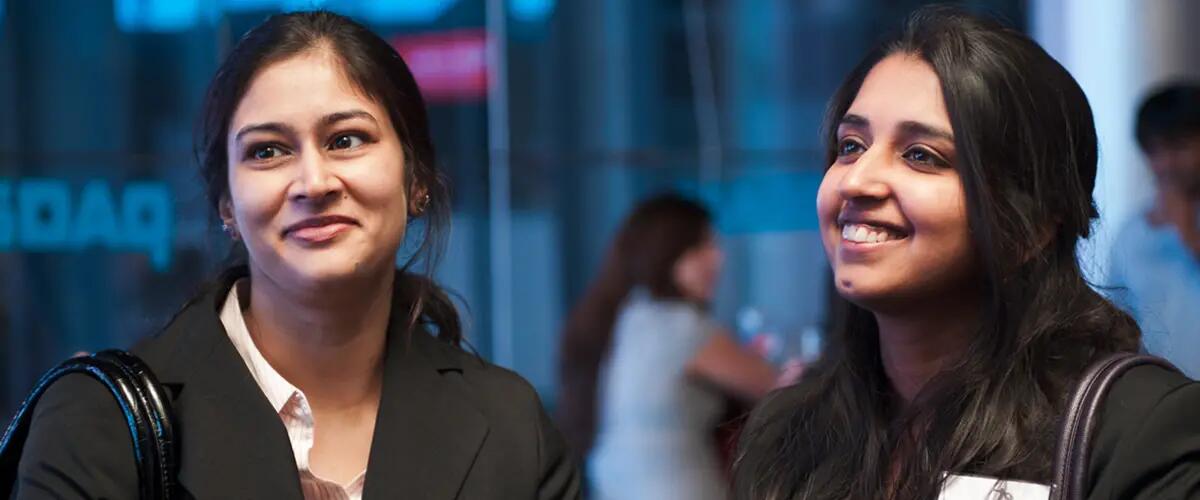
196, 11, 460, 343
733, 7, 1139, 499
556, 194, 714, 456
1135, 83, 1200, 152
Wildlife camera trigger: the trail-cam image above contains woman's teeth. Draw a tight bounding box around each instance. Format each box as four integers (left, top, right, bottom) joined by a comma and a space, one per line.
841, 223, 902, 243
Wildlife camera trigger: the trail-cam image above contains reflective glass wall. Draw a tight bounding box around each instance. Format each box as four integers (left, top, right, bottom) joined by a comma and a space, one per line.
0, 0, 1026, 414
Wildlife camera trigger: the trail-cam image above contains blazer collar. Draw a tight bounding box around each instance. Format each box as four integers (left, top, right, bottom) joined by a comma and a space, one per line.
146, 268, 488, 499
149, 269, 305, 499
362, 302, 489, 499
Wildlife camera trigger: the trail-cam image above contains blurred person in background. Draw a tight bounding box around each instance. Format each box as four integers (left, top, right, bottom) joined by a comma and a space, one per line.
14, 11, 579, 499
733, 7, 1200, 499
1109, 83, 1200, 378
558, 194, 794, 500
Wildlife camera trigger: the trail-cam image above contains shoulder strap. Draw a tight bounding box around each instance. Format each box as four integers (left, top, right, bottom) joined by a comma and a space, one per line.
0, 349, 179, 499
1050, 352, 1180, 500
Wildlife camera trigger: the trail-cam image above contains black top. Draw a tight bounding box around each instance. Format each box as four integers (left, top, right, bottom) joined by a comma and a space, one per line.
1087, 362, 1200, 498
14, 273, 582, 499
738, 361, 1200, 499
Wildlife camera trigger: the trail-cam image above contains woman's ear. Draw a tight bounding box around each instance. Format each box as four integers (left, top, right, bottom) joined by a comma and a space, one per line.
408, 182, 431, 217
218, 197, 241, 240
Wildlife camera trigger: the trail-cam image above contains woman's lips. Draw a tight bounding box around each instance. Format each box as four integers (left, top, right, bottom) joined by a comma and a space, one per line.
288, 222, 353, 244
837, 223, 908, 259
283, 215, 358, 244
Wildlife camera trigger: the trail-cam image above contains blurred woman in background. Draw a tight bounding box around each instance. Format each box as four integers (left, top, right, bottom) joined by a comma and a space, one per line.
558, 194, 790, 500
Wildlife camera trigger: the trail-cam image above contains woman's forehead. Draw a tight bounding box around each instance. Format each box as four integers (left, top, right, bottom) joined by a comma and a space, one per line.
846, 53, 951, 135
229, 50, 388, 135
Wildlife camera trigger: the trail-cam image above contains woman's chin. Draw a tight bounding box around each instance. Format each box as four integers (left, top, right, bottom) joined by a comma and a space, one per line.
834, 277, 895, 312
271, 253, 393, 290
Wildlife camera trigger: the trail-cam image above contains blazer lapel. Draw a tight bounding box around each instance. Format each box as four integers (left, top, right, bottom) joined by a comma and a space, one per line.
143, 270, 487, 499
148, 281, 305, 500
362, 318, 489, 500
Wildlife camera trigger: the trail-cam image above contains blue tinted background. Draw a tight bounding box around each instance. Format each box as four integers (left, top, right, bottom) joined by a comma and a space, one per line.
9, 0, 1191, 417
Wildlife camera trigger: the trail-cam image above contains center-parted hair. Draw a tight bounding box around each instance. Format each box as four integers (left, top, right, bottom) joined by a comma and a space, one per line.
733, 7, 1139, 499
195, 11, 461, 344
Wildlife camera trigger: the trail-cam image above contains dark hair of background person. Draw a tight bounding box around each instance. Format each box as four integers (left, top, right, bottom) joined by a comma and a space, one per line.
1135, 83, 1200, 153
732, 7, 1140, 500
193, 10, 461, 344
556, 194, 714, 457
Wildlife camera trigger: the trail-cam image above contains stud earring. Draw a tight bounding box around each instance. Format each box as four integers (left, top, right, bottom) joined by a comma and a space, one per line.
414, 194, 431, 215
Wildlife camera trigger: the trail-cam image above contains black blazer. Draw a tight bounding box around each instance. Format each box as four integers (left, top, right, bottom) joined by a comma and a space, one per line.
14, 273, 582, 499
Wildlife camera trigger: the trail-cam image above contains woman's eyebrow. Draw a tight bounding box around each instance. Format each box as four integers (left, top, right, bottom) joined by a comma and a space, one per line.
233, 110, 378, 143
318, 109, 378, 129
234, 122, 295, 142
896, 120, 954, 143
839, 113, 870, 131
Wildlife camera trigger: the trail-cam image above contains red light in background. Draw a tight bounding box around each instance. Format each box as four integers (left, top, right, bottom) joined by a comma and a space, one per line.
391, 29, 488, 104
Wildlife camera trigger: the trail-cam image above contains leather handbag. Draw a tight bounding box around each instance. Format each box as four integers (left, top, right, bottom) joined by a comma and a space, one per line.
1050, 352, 1181, 500
0, 349, 178, 499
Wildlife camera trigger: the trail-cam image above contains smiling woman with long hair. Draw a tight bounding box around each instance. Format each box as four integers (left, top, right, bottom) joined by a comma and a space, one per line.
13, 11, 580, 499
733, 7, 1200, 500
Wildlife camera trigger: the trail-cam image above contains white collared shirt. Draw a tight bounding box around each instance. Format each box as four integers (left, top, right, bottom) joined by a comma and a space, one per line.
939, 473, 1051, 499
219, 280, 366, 500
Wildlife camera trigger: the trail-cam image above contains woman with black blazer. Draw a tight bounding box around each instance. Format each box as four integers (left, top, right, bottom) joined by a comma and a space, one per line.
732, 7, 1200, 500
14, 11, 580, 499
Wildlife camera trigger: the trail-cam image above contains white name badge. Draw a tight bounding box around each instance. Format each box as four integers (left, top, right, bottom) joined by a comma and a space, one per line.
938, 473, 1052, 500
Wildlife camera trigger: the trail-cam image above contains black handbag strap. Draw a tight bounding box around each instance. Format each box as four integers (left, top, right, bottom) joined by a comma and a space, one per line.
1050, 352, 1180, 500
0, 349, 178, 499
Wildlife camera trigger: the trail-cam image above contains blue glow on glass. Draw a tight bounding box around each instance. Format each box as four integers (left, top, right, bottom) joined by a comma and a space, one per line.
115, 0, 480, 30
114, 0, 202, 32
510, 0, 555, 22
279, 0, 330, 11
220, 0, 285, 11
0, 179, 175, 270
358, 0, 458, 23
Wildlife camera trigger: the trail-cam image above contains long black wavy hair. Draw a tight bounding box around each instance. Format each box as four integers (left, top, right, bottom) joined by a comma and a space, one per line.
732, 7, 1140, 499
195, 11, 460, 343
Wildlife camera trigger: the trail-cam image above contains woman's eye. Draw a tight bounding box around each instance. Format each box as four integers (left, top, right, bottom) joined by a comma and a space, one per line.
249, 145, 284, 161
903, 147, 947, 167
837, 138, 865, 157
330, 134, 365, 150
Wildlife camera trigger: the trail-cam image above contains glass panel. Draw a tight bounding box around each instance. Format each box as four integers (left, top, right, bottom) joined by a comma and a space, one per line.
0, 0, 1027, 415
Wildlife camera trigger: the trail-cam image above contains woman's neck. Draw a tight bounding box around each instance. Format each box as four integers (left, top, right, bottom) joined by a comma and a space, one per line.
242, 267, 394, 411
875, 296, 980, 407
